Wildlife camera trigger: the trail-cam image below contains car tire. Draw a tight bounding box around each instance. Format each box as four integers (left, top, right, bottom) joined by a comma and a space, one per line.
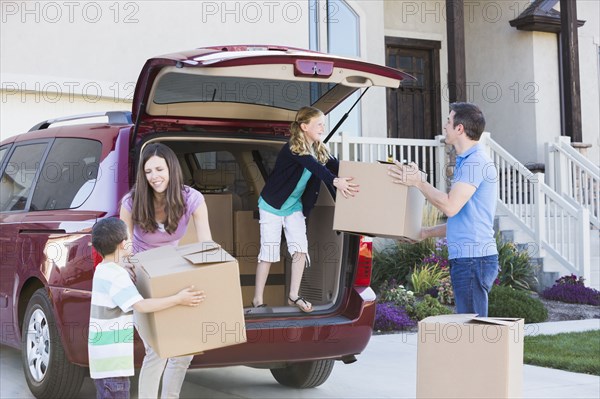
270, 359, 335, 388
21, 288, 85, 398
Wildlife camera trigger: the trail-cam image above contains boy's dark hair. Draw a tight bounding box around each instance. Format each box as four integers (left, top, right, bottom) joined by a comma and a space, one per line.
450, 102, 486, 140
92, 217, 128, 257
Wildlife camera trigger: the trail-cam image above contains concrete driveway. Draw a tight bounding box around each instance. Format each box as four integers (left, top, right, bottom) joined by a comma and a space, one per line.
2, 320, 599, 398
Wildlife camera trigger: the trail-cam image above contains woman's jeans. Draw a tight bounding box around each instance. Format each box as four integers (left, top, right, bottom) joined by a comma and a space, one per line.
138, 339, 193, 398
449, 255, 499, 317
94, 377, 130, 399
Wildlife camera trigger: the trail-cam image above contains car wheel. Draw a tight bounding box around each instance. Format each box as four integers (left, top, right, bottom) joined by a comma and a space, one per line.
270, 359, 335, 388
21, 288, 85, 398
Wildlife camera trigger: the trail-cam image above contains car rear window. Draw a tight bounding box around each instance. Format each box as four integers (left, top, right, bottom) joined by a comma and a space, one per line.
153, 72, 337, 111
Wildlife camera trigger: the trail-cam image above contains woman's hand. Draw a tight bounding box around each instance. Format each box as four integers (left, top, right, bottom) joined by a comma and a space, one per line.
121, 258, 137, 283
176, 286, 206, 307
333, 177, 360, 199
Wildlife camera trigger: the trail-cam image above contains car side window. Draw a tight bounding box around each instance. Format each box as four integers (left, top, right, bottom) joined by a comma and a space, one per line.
0, 145, 10, 166
0, 143, 48, 212
31, 138, 102, 211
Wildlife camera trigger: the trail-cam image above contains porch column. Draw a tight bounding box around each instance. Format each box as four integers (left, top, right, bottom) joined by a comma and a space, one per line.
446, 0, 466, 103
560, 0, 582, 142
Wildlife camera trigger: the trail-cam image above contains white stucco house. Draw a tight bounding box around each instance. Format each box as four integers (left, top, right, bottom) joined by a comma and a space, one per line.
1, 0, 598, 287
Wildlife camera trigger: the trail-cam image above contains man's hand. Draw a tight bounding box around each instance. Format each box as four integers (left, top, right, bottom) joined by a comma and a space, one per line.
387, 161, 427, 187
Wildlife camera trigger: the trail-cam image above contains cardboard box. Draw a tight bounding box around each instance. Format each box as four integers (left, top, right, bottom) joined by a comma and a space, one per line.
234, 210, 260, 257
237, 257, 286, 307
204, 194, 234, 252
332, 161, 425, 241
417, 314, 524, 399
133, 242, 246, 358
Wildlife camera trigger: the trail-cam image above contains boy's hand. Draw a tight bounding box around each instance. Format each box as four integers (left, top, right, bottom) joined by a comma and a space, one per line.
176, 286, 206, 307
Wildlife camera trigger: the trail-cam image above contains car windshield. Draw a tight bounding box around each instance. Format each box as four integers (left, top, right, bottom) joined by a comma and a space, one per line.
153, 72, 353, 112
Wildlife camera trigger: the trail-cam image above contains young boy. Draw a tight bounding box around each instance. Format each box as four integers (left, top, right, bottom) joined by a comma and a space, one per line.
88, 217, 204, 399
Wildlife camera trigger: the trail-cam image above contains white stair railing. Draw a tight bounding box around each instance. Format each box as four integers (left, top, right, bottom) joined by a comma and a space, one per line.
545, 136, 600, 229
327, 132, 447, 192
481, 133, 590, 279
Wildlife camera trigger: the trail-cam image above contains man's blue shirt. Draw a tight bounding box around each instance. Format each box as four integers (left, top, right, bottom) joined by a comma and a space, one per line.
447, 143, 498, 259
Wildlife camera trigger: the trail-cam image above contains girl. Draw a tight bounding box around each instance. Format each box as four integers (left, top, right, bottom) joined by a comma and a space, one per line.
120, 143, 212, 398
253, 106, 358, 313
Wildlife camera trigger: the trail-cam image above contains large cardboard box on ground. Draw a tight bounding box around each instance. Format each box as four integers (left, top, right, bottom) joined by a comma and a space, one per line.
333, 161, 425, 241
417, 314, 524, 398
133, 242, 246, 358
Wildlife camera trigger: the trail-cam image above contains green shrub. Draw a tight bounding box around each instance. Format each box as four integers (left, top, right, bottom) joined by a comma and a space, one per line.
410, 263, 449, 294
496, 235, 539, 291
372, 240, 434, 290
414, 295, 453, 320
488, 285, 548, 323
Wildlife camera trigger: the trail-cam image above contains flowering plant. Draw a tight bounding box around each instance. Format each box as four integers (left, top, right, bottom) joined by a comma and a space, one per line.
436, 276, 454, 305
374, 302, 416, 331
555, 274, 586, 286
541, 275, 599, 305
378, 280, 416, 314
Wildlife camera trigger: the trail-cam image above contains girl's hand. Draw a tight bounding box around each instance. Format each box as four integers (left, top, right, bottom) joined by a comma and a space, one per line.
334, 177, 359, 199
176, 286, 206, 307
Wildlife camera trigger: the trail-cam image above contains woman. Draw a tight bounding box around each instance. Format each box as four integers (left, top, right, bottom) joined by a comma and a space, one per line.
253, 106, 358, 312
120, 142, 212, 398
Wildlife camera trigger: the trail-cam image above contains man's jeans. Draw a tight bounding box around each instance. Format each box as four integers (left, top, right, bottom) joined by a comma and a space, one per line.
449, 255, 499, 317
94, 377, 130, 399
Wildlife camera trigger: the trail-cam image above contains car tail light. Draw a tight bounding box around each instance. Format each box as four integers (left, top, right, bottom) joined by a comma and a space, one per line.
91, 247, 103, 269
354, 236, 373, 287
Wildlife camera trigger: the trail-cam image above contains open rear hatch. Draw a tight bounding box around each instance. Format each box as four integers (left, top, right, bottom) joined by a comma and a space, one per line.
131, 45, 413, 132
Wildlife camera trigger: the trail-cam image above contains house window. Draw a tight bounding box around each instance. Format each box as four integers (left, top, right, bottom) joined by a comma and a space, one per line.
309, 0, 362, 136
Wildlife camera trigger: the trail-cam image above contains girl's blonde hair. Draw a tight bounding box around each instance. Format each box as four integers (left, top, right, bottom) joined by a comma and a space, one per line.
289, 106, 332, 164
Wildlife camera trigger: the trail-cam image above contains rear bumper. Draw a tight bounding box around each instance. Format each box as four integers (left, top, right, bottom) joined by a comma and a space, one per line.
187, 287, 377, 368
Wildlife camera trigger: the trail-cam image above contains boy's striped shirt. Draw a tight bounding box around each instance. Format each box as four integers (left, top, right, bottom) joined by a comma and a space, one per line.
88, 261, 143, 379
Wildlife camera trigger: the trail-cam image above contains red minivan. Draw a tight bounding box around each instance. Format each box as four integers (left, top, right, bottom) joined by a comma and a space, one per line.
0, 45, 411, 398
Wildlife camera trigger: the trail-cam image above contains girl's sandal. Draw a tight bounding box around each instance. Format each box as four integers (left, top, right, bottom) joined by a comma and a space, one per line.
288, 296, 313, 313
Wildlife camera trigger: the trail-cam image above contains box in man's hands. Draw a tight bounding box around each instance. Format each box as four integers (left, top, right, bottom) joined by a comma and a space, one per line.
333, 161, 425, 241
417, 314, 524, 398
133, 241, 246, 358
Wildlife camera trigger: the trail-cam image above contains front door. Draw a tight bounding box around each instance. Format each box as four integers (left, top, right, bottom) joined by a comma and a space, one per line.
385, 37, 442, 140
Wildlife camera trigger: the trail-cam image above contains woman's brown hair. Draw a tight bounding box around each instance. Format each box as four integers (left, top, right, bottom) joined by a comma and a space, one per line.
130, 143, 186, 234
289, 106, 331, 164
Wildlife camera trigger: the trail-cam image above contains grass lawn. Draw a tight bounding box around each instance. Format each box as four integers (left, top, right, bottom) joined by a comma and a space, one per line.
524, 330, 600, 375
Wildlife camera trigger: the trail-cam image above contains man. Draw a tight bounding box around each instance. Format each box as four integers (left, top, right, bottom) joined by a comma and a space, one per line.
388, 102, 498, 316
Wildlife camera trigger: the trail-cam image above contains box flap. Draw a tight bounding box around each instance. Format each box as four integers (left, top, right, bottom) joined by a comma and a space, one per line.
183, 246, 235, 265
469, 317, 524, 326
175, 241, 221, 256
420, 314, 479, 324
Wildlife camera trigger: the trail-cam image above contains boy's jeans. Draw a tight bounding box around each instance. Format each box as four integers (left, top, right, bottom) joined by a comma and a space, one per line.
94, 377, 130, 399
449, 255, 499, 317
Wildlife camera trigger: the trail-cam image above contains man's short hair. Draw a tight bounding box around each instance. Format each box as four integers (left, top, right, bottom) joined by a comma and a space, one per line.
450, 102, 486, 141
92, 217, 128, 257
